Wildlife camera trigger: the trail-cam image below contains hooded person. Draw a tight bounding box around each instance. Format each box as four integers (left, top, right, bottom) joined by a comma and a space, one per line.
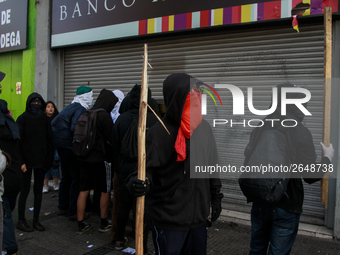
16, 93, 54, 232
244, 83, 334, 255
110, 90, 125, 123
104, 89, 124, 242
51, 86, 93, 220
0, 99, 26, 255
76, 89, 118, 235
112, 84, 159, 253
126, 74, 223, 255
119, 89, 160, 116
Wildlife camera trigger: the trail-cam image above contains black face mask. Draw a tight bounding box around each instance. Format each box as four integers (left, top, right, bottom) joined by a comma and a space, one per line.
30, 104, 42, 116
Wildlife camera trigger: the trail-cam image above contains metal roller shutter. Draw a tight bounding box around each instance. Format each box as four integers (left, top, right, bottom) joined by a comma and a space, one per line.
64, 22, 325, 225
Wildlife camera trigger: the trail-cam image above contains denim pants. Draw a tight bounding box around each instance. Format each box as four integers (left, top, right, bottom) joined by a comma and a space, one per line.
45, 148, 60, 179
57, 148, 80, 216
249, 203, 300, 255
3, 195, 18, 255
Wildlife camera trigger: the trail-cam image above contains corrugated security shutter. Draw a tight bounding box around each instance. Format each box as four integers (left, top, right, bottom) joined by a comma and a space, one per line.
64, 22, 325, 225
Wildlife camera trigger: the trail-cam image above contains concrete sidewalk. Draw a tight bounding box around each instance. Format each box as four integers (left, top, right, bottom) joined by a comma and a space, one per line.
6, 185, 340, 255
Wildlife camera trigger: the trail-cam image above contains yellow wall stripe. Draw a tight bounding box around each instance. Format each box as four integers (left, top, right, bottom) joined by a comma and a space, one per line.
241, 4, 252, 23
147, 18, 155, 34
169, 15, 174, 31
214, 8, 224, 26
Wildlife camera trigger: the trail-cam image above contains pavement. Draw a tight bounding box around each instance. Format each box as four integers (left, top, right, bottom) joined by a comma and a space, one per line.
5, 182, 340, 255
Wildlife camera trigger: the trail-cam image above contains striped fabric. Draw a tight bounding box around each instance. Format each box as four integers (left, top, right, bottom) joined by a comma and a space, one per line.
138, 0, 338, 35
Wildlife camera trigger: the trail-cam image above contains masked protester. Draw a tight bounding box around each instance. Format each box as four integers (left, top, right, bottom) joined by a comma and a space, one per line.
127, 73, 223, 255
76, 89, 118, 235
51, 86, 93, 220
112, 85, 158, 254
16, 93, 54, 232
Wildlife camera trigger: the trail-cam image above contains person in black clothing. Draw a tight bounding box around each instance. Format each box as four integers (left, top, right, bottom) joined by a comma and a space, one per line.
119, 91, 160, 116
244, 83, 334, 255
0, 99, 25, 255
127, 74, 223, 255
16, 93, 54, 232
112, 85, 158, 253
76, 89, 118, 235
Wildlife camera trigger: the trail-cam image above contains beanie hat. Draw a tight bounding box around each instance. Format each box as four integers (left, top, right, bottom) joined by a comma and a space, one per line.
76, 86, 92, 95
0, 71, 5, 82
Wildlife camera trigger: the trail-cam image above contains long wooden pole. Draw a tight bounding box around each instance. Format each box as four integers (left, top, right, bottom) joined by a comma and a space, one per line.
136, 44, 148, 255
321, 7, 332, 210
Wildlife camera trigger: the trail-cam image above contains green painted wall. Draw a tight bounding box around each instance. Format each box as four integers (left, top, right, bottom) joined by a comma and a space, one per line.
0, 0, 36, 120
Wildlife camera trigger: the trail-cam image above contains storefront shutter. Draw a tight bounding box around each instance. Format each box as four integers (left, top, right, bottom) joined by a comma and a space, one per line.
64, 22, 325, 225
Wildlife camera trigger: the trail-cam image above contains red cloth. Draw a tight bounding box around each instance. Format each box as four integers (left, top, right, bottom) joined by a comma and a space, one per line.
175, 90, 202, 161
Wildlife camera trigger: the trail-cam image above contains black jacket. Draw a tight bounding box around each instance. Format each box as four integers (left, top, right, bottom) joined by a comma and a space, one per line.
112, 85, 159, 180
16, 93, 54, 170
0, 100, 23, 197
145, 73, 223, 231
79, 89, 118, 162
244, 83, 330, 214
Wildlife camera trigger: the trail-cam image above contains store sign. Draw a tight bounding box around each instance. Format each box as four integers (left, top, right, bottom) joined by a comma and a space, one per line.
0, 0, 28, 53
51, 0, 339, 47
52, 0, 273, 35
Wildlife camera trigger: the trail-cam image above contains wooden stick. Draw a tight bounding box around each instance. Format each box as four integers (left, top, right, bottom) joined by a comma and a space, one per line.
147, 103, 170, 135
136, 44, 149, 255
321, 7, 332, 210
142, 55, 153, 69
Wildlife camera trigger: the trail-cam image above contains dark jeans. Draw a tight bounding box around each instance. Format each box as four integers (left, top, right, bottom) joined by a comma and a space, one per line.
3, 195, 19, 254
57, 148, 80, 216
249, 203, 300, 255
18, 168, 45, 221
152, 224, 207, 255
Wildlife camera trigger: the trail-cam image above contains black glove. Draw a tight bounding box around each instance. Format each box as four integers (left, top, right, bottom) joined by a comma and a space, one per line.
126, 176, 149, 197
211, 203, 222, 222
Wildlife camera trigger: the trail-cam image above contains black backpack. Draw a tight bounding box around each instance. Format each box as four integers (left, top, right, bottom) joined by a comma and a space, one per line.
120, 118, 139, 160
238, 128, 292, 204
72, 108, 105, 157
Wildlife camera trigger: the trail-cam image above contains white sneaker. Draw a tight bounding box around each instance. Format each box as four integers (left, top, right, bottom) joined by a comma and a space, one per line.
43, 185, 49, 193
53, 184, 59, 191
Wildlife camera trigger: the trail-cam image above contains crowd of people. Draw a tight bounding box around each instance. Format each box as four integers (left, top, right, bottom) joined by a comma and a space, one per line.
0, 70, 335, 255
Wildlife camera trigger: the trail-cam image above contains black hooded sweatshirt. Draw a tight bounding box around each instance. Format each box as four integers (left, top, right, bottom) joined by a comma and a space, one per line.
112, 84, 159, 180
0, 99, 24, 197
16, 93, 54, 171
78, 88, 118, 162
244, 83, 330, 214
145, 73, 223, 231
